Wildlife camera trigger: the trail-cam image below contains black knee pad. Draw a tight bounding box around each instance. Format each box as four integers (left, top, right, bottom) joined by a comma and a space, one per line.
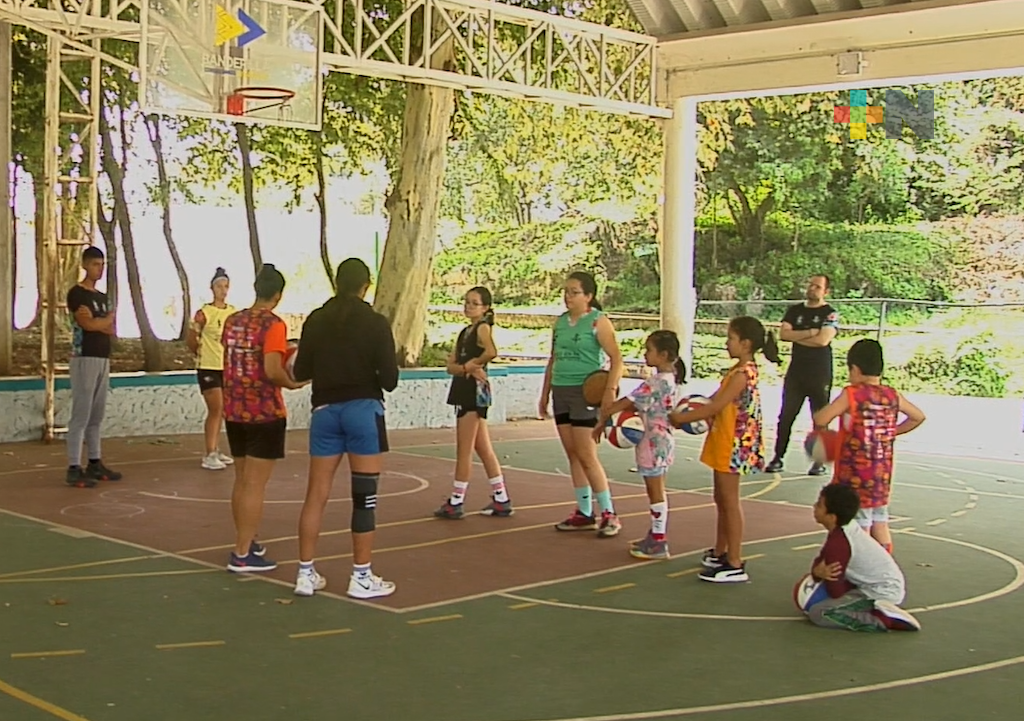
351, 472, 379, 533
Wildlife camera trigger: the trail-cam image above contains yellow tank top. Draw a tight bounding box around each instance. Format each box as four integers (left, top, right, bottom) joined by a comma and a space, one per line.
195, 303, 236, 370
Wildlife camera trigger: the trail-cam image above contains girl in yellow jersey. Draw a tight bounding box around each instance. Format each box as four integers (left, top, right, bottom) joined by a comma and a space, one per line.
187, 268, 237, 470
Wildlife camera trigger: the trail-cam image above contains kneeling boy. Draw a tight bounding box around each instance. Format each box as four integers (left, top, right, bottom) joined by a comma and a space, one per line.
803, 484, 920, 632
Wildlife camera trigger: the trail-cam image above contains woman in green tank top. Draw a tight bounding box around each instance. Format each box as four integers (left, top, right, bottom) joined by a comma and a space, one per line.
539, 271, 625, 538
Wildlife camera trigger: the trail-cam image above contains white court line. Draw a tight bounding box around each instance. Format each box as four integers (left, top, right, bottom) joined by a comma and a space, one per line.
508, 655, 1024, 721
496, 528, 1024, 622
137, 472, 428, 504
0, 506, 406, 615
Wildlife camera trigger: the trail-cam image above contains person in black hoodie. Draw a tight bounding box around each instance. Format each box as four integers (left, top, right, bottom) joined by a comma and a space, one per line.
291, 258, 400, 600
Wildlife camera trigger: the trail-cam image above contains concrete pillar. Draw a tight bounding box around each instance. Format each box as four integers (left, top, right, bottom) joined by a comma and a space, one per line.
0, 21, 13, 376
659, 96, 697, 373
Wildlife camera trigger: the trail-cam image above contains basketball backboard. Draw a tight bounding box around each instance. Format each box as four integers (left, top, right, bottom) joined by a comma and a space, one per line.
141, 0, 323, 130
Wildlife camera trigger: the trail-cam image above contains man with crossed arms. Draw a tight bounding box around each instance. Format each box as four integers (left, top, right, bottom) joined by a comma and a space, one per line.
766, 275, 839, 476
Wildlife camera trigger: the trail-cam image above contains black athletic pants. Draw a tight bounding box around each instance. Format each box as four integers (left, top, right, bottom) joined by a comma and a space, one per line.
773, 372, 832, 460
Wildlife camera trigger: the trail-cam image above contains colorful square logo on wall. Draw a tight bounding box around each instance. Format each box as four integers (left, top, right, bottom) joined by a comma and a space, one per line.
834, 89, 884, 139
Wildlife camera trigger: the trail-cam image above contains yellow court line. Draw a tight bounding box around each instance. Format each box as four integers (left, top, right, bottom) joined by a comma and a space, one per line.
155, 640, 225, 650
0, 554, 164, 580
0, 676, 92, 721
791, 543, 820, 551
508, 602, 538, 610
0, 569, 218, 584
594, 583, 636, 594
665, 567, 701, 579
283, 502, 719, 565
406, 614, 463, 626
173, 487, 708, 555
10, 650, 86, 660
288, 628, 352, 640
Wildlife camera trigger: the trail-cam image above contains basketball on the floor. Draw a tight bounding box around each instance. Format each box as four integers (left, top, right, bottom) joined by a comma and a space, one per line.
804, 428, 839, 463
605, 409, 645, 449
672, 394, 711, 435
793, 572, 829, 613
283, 339, 299, 381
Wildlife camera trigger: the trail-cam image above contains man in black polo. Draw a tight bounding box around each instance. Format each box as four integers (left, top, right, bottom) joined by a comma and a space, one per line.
765, 275, 838, 476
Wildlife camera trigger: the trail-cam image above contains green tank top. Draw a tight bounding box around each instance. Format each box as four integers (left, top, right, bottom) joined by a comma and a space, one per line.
551, 310, 606, 387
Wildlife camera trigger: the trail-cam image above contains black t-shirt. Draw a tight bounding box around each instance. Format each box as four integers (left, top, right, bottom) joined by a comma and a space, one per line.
781, 302, 838, 378
67, 285, 112, 358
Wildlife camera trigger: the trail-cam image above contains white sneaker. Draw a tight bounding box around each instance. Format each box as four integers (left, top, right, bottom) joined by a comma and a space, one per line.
347, 573, 396, 599
217, 452, 235, 465
201, 453, 226, 470
294, 570, 327, 597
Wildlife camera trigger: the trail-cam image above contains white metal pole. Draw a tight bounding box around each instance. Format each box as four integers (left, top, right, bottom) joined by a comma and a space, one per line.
660, 96, 697, 373
0, 21, 12, 376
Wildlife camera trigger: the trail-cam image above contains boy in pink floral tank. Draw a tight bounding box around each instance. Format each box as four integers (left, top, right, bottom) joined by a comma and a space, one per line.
812, 339, 925, 554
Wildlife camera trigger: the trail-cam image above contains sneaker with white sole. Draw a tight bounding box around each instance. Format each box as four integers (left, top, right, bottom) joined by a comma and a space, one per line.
597, 510, 622, 538
226, 551, 277, 573
700, 548, 726, 568
699, 561, 749, 583
347, 574, 396, 599
294, 570, 327, 597
217, 452, 235, 465
874, 600, 921, 631
202, 453, 226, 470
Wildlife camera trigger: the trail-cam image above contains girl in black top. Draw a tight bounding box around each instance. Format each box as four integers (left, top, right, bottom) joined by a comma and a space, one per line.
434, 287, 514, 519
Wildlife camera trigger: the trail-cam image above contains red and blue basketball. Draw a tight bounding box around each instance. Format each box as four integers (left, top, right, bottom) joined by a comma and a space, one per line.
804, 428, 839, 464
793, 573, 829, 614
283, 339, 299, 381
672, 394, 711, 435
605, 409, 645, 449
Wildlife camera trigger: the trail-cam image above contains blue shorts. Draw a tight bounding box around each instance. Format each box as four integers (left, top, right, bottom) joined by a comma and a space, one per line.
309, 399, 389, 457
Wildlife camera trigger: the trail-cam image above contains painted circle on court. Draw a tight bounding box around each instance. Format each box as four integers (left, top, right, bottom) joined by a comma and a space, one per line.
502, 530, 1024, 622
60, 503, 147, 519
135, 470, 430, 504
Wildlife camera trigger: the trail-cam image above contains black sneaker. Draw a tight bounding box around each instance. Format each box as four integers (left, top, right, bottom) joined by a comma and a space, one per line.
65, 466, 97, 488
765, 459, 784, 473
808, 463, 827, 476
86, 460, 122, 482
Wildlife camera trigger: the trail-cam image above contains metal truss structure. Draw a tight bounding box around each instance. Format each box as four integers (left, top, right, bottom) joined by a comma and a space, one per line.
2, 0, 668, 117
0, 0, 667, 440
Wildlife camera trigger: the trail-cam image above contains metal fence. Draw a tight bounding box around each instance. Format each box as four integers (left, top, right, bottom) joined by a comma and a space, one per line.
428, 297, 1024, 365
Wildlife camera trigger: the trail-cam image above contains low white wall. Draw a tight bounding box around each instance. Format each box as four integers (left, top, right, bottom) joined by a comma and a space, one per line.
1, 368, 1021, 462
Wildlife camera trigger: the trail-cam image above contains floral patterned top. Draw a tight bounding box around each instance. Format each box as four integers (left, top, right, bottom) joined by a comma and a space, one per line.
628, 371, 678, 472
833, 383, 900, 509
221, 308, 288, 424
700, 361, 765, 475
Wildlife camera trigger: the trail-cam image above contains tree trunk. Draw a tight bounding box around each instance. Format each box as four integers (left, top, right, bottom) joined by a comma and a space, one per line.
235, 122, 262, 275
313, 130, 333, 292
100, 111, 163, 371
145, 115, 192, 340
96, 189, 118, 329
374, 37, 456, 366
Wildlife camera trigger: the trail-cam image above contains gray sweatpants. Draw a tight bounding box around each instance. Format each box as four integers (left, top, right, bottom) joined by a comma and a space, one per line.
66, 357, 110, 466
807, 589, 888, 632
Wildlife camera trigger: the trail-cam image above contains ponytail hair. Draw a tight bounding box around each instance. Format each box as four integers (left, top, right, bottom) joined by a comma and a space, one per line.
567, 271, 603, 311
467, 286, 495, 326
253, 263, 286, 301
729, 316, 781, 365
647, 329, 687, 384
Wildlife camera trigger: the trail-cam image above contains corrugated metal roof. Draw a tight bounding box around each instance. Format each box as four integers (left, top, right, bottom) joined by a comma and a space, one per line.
625, 0, 943, 38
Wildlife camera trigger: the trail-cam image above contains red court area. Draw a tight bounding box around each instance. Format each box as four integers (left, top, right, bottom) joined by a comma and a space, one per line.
0, 437, 819, 611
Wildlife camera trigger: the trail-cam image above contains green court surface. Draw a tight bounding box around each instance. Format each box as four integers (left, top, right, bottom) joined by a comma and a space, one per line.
1, 427, 1022, 721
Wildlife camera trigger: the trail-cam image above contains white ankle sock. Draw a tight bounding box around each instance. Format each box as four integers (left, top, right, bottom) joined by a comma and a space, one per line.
450, 480, 469, 505
488, 476, 509, 502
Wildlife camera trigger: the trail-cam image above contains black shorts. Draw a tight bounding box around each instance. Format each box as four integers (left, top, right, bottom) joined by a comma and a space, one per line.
197, 369, 223, 393
455, 405, 488, 420
225, 419, 287, 460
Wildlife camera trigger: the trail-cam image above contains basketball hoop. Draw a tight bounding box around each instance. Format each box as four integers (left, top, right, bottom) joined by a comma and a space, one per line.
225, 86, 296, 118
